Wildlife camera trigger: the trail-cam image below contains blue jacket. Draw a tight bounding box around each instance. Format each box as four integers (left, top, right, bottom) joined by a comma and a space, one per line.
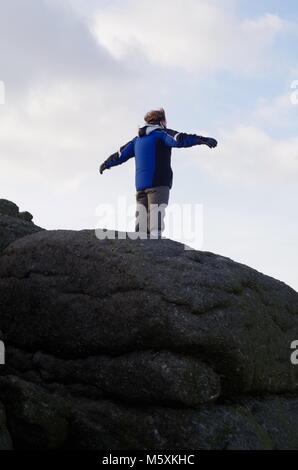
104, 125, 206, 191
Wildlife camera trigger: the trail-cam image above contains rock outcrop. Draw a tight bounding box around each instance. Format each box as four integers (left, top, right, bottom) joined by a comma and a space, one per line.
0, 199, 43, 252
0, 201, 297, 450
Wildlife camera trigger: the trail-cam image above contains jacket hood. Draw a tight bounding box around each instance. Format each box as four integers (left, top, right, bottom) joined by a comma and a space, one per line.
138, 124, 164, 137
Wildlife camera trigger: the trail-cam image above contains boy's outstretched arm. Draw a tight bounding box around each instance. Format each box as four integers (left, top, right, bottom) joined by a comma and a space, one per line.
99, 138, 136, 175
162, 129, 218, 149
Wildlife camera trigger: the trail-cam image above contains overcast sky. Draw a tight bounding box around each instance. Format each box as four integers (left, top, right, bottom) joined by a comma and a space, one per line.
0, 0, 297, 291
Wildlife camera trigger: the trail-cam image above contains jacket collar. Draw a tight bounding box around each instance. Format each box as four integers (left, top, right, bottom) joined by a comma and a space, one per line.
138, 124, 164, 137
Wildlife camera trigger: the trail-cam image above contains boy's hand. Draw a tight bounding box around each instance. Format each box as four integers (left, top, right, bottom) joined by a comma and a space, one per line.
202, 137, 218, 148
99, 162, 107, 174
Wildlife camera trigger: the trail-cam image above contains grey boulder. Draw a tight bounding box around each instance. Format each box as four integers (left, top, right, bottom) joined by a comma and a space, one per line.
0, 209, 297, 450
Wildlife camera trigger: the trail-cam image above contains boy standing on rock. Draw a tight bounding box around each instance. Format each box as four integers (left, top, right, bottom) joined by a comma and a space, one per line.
99, 108, 217, 238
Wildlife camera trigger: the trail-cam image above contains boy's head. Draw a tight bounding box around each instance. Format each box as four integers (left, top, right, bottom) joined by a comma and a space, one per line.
144, 108, 167, 128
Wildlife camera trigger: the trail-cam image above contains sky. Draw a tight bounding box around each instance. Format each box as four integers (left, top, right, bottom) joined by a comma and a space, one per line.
0, 0, 297, 291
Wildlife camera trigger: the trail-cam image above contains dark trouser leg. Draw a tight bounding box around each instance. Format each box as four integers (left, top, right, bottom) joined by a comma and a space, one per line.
147, 186, 170, 238
135, 190, 149, 235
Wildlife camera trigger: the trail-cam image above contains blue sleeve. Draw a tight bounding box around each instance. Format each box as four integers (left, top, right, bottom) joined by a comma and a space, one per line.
105, 138, 136, 169
161, 129, 204, 148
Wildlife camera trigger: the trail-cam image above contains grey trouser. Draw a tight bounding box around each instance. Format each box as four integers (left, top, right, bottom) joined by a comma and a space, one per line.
135, 186, 170, 238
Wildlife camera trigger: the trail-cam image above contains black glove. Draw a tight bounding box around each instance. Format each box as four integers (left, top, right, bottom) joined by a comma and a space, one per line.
99, 162, 107, 175
99, 152, 119, 174
201, 137, 218, 148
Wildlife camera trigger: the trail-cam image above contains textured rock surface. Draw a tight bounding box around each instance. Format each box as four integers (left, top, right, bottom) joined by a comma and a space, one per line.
0, 402, 13, 449
0, 200, 19, 218
1, 375, 298, 450
0, 202, 297, 450
0, 199, 43, 252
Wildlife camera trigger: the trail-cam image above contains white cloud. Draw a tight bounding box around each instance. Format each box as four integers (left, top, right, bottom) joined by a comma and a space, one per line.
255, 92, 298, 127
0, 80, 138, 186
0, 0, 118, 92
92, 0, 286, 75
194, 125, 298, 185
256, 94, 293, 121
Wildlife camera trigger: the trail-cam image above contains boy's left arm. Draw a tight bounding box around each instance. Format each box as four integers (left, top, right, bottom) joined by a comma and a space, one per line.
164, 129, 217, 149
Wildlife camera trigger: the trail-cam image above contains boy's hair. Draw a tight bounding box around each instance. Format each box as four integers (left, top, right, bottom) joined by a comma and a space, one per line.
144, 108, 166, 125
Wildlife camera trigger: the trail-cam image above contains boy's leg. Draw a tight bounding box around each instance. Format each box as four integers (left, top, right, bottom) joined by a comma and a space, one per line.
135, 190, 149, 236
147, 186, 170, 238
